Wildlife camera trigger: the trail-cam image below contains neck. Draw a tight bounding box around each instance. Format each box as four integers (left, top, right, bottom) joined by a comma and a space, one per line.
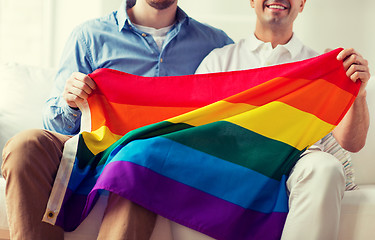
254, 21, 293, 48
127, 1, 177, 29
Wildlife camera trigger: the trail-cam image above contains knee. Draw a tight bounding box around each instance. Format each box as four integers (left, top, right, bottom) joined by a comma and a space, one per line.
299, 151, 345, 184
2, 129, 52, 178
288, 151, 346, 202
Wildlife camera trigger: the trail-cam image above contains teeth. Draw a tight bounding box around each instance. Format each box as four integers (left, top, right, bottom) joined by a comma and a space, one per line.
268, 5, 286, 9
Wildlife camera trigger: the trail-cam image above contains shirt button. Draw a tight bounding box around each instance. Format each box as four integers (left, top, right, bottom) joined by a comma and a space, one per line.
68, 126, 72, 129
73, 114, 77, 117
142, 33, 147, 37
160, 58, 163, 63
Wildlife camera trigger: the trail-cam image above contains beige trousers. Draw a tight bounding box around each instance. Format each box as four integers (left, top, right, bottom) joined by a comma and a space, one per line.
281, 151, 346, 240
2, 129, 156, 240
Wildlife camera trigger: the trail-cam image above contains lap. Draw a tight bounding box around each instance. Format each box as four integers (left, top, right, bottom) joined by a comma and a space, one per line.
2, 129, 71, 177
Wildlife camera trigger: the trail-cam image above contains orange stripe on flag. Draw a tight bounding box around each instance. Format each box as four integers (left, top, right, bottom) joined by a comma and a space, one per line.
88, 95, 197, 135
225, 77, 355, 125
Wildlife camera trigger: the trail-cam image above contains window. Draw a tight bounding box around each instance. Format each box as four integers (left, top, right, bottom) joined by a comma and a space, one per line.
0, 0, 47, 66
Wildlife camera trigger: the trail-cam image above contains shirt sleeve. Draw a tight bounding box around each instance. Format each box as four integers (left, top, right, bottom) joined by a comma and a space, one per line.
43, 26, 94, 135
43, 96, 82, 135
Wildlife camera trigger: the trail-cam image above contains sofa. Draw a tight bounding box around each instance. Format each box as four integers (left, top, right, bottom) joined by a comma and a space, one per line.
0, 62, 374, 239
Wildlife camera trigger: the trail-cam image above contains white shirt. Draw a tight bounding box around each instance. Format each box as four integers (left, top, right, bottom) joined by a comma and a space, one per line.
196, 33, 318, 73
196, 33, 325, 151
133, 23, 174, 51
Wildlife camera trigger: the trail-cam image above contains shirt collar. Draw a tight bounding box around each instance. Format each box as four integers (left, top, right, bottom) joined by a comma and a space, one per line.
116, 0, 128, 32
283, 34, 303, 59
246, 33, 303, 59
246, 33, 267, 52
116, 0, 189, 32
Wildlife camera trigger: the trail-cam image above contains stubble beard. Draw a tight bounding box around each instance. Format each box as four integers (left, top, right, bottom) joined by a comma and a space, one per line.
146, 0, 176, 10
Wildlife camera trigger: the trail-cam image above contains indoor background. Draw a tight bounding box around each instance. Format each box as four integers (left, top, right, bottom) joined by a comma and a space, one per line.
0, 0, 374, 73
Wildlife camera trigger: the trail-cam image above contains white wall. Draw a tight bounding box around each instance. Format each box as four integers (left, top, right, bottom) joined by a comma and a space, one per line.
294, 1, 372, 60
0, 0, 122, 68
0, 0, 374, 73
179, 0, 254, 42
52, 0, 122, 67
0, 0, 45, 65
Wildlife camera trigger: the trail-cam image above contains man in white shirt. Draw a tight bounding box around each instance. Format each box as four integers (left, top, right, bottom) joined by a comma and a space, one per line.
196, 0, 370, 239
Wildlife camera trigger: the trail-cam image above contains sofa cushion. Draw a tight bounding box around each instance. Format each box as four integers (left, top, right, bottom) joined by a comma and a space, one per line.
339, 185, 375, 240
0, 62, 55, 166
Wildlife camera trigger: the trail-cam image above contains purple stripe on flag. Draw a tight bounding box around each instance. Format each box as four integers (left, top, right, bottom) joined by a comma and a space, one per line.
86, 161, 287, 240
55, 189, 94, 231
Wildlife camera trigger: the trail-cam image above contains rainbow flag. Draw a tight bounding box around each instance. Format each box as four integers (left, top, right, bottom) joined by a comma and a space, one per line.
44, 48, 360, 239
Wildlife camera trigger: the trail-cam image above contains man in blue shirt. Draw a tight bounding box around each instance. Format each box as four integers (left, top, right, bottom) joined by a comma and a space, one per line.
43, 0, 232, 135
1, 0, 233, 239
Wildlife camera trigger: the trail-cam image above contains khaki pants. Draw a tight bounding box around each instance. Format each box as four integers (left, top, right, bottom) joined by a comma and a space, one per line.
2, 129, 156, 240
282, 151, 345, 240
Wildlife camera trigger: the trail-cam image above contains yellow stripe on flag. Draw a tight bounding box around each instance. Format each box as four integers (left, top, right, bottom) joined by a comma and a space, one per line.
168, 100, 257, 126
226, 101, 335, 150
82, 126, 123, 155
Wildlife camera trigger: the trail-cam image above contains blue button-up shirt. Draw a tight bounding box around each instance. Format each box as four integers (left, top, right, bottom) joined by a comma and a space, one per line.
43, 1, 233, 135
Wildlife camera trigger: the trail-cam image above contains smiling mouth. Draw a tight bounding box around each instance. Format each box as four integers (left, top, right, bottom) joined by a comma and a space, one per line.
265, 3, 288, 10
